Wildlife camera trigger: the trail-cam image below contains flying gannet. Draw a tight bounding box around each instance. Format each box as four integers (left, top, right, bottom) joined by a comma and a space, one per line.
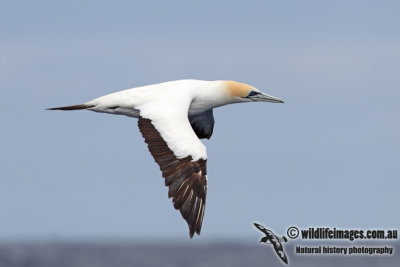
48, 79, 283, 238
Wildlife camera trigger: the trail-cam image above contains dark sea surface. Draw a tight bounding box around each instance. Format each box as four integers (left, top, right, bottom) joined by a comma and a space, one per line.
0, 242, 398, 267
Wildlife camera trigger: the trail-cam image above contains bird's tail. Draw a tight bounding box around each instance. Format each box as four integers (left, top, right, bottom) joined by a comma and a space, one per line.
47, 104, 94, 111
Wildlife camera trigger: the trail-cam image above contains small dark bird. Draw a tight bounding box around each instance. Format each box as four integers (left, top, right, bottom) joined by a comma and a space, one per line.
254, 222, 289, 264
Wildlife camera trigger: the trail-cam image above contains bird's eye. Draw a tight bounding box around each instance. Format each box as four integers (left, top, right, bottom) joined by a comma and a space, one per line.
248, 91, 259, 97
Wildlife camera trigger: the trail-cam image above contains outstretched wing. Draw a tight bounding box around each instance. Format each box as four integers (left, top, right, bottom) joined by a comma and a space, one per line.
254, 222, 269, 235
273, 243, 289, 264
138, 116, 207, 238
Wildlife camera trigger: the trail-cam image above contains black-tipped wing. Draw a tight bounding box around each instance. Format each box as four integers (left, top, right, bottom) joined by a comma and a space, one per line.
189, 109, 215, 139
273, 245, 288, 264
138, 117, 207, 238
254, 222, 270, 235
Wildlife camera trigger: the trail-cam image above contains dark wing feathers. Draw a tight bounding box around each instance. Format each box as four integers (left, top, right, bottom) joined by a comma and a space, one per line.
275, 248, 289, 264
138, 117, 207, 238
189, 109, 215, 139
254, 222, 269, 235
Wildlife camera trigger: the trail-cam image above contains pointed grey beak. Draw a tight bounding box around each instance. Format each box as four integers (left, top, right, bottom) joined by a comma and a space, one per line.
254, 93, 284, 103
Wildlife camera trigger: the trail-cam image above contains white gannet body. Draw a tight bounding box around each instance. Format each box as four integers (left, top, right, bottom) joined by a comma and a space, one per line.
48, 79, 283, 238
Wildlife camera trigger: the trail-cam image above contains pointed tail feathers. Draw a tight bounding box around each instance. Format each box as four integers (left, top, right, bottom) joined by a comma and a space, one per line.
47, 104, 94, 111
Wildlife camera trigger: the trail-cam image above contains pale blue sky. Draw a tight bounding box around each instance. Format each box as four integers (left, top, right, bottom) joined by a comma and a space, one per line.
1, 0, 399, 241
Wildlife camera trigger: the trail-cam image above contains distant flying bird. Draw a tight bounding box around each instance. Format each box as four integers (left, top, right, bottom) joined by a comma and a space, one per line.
48, 79, 283, 238
254, 222, 288, 264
